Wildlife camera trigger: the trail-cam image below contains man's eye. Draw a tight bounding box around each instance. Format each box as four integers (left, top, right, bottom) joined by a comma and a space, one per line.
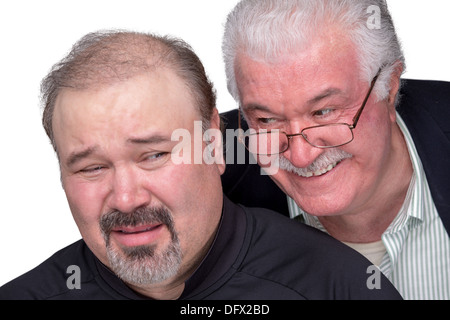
313, 108, 335, 117
81, 166, 103, 172
145, 152, 168, 161
140, 152, 170, 169
257, 117, 277, 125
79, 165, 105, 176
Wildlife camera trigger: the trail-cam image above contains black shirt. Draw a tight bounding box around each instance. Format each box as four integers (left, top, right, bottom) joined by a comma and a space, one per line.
0, 197, 401, 300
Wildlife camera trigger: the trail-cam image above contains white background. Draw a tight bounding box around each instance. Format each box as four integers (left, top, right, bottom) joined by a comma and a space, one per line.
1, 0, 449, 287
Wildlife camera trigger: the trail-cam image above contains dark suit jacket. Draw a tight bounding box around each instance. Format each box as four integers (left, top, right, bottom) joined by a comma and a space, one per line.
220, 79, 450, 235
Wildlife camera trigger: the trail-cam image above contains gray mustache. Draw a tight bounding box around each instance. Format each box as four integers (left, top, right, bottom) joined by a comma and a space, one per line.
99, 206, 174, 238
279, 148, 353, 176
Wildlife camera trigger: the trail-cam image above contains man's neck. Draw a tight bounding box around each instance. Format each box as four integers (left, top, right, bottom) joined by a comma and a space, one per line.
128, 281, 185, 300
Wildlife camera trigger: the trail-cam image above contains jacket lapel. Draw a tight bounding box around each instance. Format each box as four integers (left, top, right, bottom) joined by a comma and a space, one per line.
397, 79, 450, 234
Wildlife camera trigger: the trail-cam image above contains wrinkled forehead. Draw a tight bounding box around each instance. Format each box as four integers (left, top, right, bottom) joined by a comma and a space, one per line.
236, 33, 361, 93
52, 71, 200, 151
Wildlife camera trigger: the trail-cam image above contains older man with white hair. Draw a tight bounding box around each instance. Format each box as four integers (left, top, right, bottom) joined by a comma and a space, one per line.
221, 0, 450, 299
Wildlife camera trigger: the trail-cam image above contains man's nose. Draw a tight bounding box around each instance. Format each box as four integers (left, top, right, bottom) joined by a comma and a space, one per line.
283, 134, 323, 169
108, 166, 151, 214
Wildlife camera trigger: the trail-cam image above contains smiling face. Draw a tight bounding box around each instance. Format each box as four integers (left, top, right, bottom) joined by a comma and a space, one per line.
52, 69, 224, 295
235, 32, 407, 218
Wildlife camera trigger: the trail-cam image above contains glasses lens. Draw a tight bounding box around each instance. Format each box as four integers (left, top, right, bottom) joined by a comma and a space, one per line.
302, 124, 354, 148
242, 124, 353, 155
244, 131, 288, 155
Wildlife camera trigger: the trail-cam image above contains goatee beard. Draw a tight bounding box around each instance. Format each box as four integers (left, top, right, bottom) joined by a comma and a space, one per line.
99, 206, 182, 286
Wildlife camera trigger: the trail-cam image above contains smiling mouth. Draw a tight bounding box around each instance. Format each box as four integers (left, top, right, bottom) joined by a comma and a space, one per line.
278, 149, 352, 179
299, 160, 341, 178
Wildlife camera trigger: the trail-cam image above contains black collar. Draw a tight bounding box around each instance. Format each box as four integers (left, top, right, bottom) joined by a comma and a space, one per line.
181, 196, 247, 299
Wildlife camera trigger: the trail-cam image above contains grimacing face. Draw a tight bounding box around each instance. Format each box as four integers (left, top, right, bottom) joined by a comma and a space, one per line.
235, 32, 407, 218
52, 70, 225, 292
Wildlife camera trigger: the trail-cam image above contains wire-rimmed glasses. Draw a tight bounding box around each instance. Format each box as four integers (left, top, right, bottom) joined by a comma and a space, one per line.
239, 69, 381, 155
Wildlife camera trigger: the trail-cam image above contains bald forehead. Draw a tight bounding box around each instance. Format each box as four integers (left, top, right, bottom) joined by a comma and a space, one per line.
61, 33, 171, 90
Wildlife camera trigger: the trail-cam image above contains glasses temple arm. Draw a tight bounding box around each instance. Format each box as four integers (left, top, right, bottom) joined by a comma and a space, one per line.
351, 69, 382, 128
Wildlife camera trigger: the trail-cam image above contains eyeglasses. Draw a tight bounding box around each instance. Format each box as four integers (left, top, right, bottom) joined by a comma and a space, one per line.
239, 69, 381, 155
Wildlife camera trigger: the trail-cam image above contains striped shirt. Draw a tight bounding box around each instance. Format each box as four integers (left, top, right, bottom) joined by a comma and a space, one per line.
287, 113, 450, 300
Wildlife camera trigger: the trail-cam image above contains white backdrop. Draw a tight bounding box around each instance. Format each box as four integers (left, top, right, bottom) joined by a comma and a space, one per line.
1, 0, 449, 287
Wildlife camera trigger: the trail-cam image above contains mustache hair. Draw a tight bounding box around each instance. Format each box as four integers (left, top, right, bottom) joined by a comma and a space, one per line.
279, 148, 353, 176
100, 206, 175, 243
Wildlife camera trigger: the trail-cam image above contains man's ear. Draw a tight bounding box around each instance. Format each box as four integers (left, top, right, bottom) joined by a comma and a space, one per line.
210, 108, 222, 132
387, 61, 404, 122
205, 108, 226, 175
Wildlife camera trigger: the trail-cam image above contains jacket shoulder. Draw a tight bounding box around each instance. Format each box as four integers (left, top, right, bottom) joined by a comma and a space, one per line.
398, 79, 450, 130
238, 206, 402, 300
400, 78, 450, 99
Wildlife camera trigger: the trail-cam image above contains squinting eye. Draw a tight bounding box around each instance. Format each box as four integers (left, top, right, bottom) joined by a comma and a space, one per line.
80, 166, 104, 173
146, 152, 168, 161
257, 117, 276, 124
313, 108, 335, 117
139, 152, 171, 170
78, 165, 106, 177
142, 152, 171, 165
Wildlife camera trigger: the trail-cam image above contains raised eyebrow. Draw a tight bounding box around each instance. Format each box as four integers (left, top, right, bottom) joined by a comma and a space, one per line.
307, 88, 343, 105
242, 103, 273, 114
127, 134, 171, 145
244, 88, 343, 112
65, 136, 172, 167
66, 146, 98, 168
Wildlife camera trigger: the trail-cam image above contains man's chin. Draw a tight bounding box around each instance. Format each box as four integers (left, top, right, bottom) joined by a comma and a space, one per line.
105, 239, 182, 286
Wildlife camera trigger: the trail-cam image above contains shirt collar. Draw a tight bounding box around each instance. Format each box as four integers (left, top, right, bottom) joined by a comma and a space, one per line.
180, 196, 247, 299
386, 113, 425, 232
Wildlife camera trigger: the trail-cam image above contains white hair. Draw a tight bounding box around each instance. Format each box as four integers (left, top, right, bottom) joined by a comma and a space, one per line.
223, 0, 405, 103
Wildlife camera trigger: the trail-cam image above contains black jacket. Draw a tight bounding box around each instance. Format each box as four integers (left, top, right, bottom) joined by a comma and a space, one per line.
220, 79, 450, 235
0, 197, 401, 300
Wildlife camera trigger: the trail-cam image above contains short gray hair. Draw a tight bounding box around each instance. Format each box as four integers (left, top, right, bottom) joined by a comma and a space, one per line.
223, 0, 405, 103
41, 30, 216, 152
